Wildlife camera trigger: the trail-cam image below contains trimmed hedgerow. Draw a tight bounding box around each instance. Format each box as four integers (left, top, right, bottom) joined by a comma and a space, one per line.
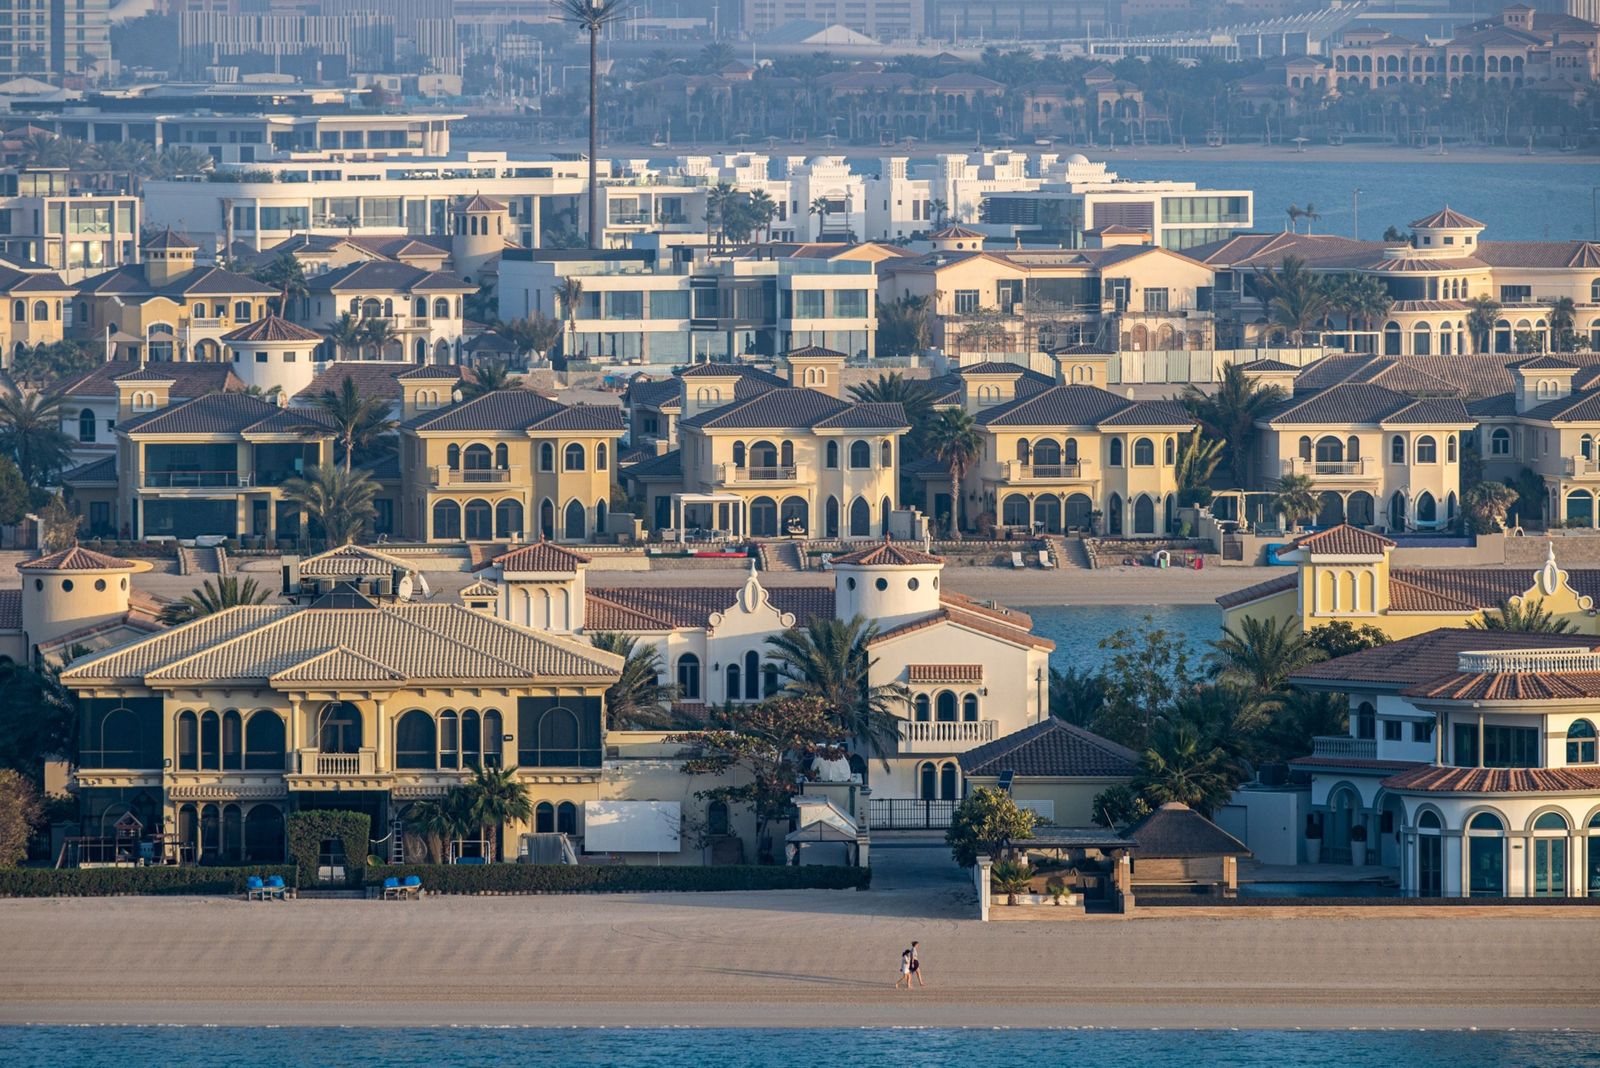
285, 809, 371, 888
0, 865, 297, 897
377, 863, 870, 895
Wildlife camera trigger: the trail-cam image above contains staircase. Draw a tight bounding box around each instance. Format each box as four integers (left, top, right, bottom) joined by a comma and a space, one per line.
1056, 536, 1092, 570
757, 541, 805, 572
185, 546, 222, 575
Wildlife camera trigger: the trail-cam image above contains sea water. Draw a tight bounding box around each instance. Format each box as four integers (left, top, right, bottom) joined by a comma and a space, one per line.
1026, 603, 1221, 676
2, 1027, 1598, 1066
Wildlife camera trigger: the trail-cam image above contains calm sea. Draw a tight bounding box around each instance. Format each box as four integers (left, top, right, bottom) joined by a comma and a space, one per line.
3, 1027, 1597, 1066
1026, 602, 1221, 676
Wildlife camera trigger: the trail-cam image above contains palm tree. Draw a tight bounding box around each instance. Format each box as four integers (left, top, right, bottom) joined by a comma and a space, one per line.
1210, 615, 1325, 695
252, 252, 308, 317
555, 0, 630, 249
1255, 256, 1330, 344
1302, 201, 1321, 235
316, 376, 397, 472
1332, 273, 1392, 353
462, 361, 514, 398
1285, 203, 1304, 232
406, 797, 468, 863
497, 314, 564, 364
747, 189, 778, 240
1048, 666, 1107, 727
1273, 473, 1320, 531
1134, 721, 1237, 817
1467, 294, 1502, 354
459, 764, 534, 862
927, 407, 983, 537
158, 576, 273, 625
808, 196, 829, 238
1181, 363, 1285, 488
848, 371, 935, 460
1463, 481, 1518, 534
279, 463, 379, 546
1546, 296, 1578, 352
359, 317, 397, 360
0, 392, 72, 486
556, 276, 585, 367
928, 198, 949, 226
874, 294, 932, 358
588, 632, 677, 728
1174, 427, 1224, 506
764, 615, 909, 758
327, 313, 365, 362
705, 181, 736, 249
1468, 597, 1573, 634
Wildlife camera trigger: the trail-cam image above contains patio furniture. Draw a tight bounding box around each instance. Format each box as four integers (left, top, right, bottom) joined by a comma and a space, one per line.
245, 876, 267, 901
264, 875, 290, 900
401, 875, 423, 899
381, 876, 401, 900
1039, 549, 1055, 569
1011, 551, 1026, 569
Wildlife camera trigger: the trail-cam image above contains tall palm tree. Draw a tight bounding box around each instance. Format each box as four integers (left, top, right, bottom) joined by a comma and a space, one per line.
158, 576, 273, 625
1181, 363, 1286, 488
848, 371, 935, 460
1467, 294, 1502, 354
280, 463, 378, 546
0, 392, 72, 486
327, 313, 365, 362
1134, 721, 1237, 817
927, 407, 983, 537
1333, 273, 1392, 352
1302, 202, 1321, 235
764, 615, 909, 758
705, 181, 736, 249
874, 294, 932, 358
359, 317, 397, 360
1273, 472, 1320, 531
1210, 615, 1325, 695
1546, 296, 1578, 352
747, 189, 778, 240
1255, 256, 1330, 344
1463, 481, 1518, 534
459, 764, 534, 862
555, 0, 630, 249
1174, 427, 1224, 506
462, 361, 514, 398
808, 196, 829, 238
253, 252, 308, 317
556, 276, 585, 367
1468, 597, 1573, 634
406, 797, 468, 863
589, 632, 677, 728
316, 376, 397, 472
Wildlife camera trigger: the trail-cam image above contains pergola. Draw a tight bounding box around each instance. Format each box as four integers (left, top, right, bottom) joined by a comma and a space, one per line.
669, 492, 748, 540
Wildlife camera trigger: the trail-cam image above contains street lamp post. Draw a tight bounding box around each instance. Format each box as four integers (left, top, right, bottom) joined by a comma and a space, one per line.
1352, 187, 1361, 241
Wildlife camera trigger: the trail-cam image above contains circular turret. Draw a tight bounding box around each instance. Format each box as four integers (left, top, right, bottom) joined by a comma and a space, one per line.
831, 539, 943, 631
19, 545, 147, 655
222, 314, 325, 399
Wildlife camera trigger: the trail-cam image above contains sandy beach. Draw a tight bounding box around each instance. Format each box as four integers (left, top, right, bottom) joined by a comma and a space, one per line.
3, 867, 1597, 1030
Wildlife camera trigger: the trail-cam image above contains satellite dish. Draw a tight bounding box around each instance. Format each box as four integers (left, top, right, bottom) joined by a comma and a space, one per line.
396, 574, 414, 601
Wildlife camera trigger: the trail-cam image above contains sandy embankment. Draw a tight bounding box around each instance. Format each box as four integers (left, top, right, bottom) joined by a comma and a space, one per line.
1, 893, 1597, 1030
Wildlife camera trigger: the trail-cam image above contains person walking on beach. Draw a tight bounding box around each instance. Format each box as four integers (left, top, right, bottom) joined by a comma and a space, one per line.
895, 947, 912, 989
909, 941, 925, 988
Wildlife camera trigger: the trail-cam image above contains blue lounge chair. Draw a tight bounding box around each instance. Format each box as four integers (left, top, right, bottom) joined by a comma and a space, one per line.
382, 876, 401, 900
402, 875, 422, 899
245, 876, 266, 901
264, 875, 289, 900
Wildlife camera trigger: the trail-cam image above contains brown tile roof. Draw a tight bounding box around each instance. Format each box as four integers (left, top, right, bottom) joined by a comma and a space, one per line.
960, 718, 1137, 778
0, 588, 19, 629
584, 585, 835, 631
298, 544, 416, 579
871, 604, 1054, 651
58, 360, 241, 400
492, 541, 591, 573
403, 390, 623, 434
1403, 669, 1600, 702
977, 384, 1192, 430
1124, 802, 1250, 858
119, 393, 336, 437
907, 663, 983, 683
1477, 241, 1600, 269
1388, 566, 1600, 611
294, 361, 414, 403
939, 591, 1034, 631
1290, 524, 1395, 556
221, 315, 323, 344
1290, 628, 1600, 690
19, 545, 135, 571
1410, 207, 1485, 229
831, 540, 941, 566
1215, 572, 1297, 609
681, 388, 906, 431
1381, 765, 1600, 794
785, 344, 846, 358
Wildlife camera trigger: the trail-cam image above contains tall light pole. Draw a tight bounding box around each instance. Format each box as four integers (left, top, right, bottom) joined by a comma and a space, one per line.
1352, 187, 1361, 241
556, 0, 629, 249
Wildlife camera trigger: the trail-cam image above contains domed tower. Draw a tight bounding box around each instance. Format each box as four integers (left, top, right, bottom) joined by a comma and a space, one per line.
831, 539, 943, 632
1407, 206, 1485, 257
451, 193, 510, 286
927, 224, 984, 253
18, 546, 148, 657
222, 315, 325, 398
142, 228, 198, 289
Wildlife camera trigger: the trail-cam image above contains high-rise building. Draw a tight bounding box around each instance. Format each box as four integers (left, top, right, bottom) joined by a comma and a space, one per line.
0, 0, 112, 81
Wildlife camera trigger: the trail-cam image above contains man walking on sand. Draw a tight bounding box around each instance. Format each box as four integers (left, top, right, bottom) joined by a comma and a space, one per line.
895, 947, 912, 989
909, 941, 925, 988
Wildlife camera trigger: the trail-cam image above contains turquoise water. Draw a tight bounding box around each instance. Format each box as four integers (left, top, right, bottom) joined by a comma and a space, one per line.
3, 1027, 1597, 1066
1025, 603, 1221, 676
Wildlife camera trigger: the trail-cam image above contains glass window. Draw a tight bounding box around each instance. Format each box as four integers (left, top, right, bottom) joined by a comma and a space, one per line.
1132, 438, 1154, 466
603, 291, 644, 320
649, 290, 690, 319
832, 290, 868, 318
953, 290, 980, 315
259, 206, 309, 231
1568, 719, 1597, 764
1383, 720, 1403, 741
1416, 436, 1437, 463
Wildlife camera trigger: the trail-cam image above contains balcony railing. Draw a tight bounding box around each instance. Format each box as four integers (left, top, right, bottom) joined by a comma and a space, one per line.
897, 719, 999, 753
187, 317, 226, 329
143, 470, 249, 488
1457, 648, 1600, 674
293, 749, 378, 777
1283, 457, 1376, 480
868, 798, 957, 830
1564, 457, 1600, 478
720, 462, 808, 486
1309, 736, 1377, 760
1001, 460, 1086, 482
433, 465, 521, 488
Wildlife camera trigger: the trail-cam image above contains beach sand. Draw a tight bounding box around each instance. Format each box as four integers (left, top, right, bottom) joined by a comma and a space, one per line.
3, 885, 1597, 1029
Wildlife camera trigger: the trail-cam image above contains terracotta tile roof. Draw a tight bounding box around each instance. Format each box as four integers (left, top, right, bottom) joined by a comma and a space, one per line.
19, 545, 135, 571
403, 390, 623, 433
1381, 765, 1600, 794
584, 585, 835, 632
1387, 566, 1600, 612
119, 392, 336, 437
0, 588, 19, 629
143, 228, 197, 250
492, 541, 591, 573
678, 363, 787, 386
1215, 572, 1297, 609
870, 605, 1055, 651
61, 455, 117, 485
1238, 358, 1296, 371
396, 363, 473, 381
1290, 524, 1395, 556
624, 449, 681, 480
977, 384, 1192, 429
294, 362, 413, 403
1124, 802, 1249, 858
1264, 382, 1426, 425
298, 544, 416, 579
681, 388, 906, 431
831, 540, 941, 566
907, 663, 983, 683
221, 315, 323, 344
1410, 207, 1485, 229
270, 646, 405, 684
1403, 670, 1600, 702
459, 580, 499, 599
624, 377, 681, 410
958, 361, 1055, 382
1522, 389, 1600, 424
1290, 628, 1600, 690
1510, 354, 1578, 372
458, 193, 507, 212
307, 260, 471, 295
1477, 241, 1600, 269
58, 360, 241, 399
938, 591, 1033, 631
785, 344, 846, 358
960, 718, 1137, 778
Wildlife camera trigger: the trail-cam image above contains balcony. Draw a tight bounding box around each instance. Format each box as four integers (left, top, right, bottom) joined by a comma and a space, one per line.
1309, 736, 1377, 760
897, 718, 999, 754
1282, 457, 1378, 481
720, 462, 809, 487
287, 748, 380, 785
143, 470, 250, 488
1564, 457, 1600, 478
187, 317, 227, 330
432, 464, 522, 488
1001, 460, 1088, 483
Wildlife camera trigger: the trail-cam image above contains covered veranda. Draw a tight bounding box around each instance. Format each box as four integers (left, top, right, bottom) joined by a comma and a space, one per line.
668, 492, 748, 541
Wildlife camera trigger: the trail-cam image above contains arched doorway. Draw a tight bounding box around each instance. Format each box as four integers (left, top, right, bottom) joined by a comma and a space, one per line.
318, 702, 363, 754
1002, 494, 1028, 528
464, 498, 493, 540
749, 496, 777, 537
779, 496, 807, 535
1034, 495, 1061, 534
1567, 490, 1594, 528
1347, 491, 1375, 527
244, 804, 285, 863
1388, 491, 1407, 530
1467, 811, 1505, 896
1531, 811, 1569, 896
1325, 785, 1360, 864
1064, 493, 1092, 531
1317, 491, 1345, 527
1132, 494, 1155, 535
848, 497, 870, 537
564, 500, 586, 540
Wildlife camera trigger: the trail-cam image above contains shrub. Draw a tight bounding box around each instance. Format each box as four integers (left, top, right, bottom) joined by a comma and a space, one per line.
990, 860, 1035, 904
285, 810, 371, 887
0, 770, 43, 867
375, 863, 870, 894
0, 865, 296, 897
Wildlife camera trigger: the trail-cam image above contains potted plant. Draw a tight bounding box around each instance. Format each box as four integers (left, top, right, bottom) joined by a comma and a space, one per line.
990, 860, 1035, 905
1305, 813, 1323, 864
1350, 823, 1368, 867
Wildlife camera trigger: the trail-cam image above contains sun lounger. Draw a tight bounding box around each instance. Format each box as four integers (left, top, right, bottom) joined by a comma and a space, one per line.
401, 875, 423, 900
245, 876, 267, 901
381, 876, 401, 900
264, 875, 290, 900
1039, 549, 1055, 569
1011, 551, 1026, 569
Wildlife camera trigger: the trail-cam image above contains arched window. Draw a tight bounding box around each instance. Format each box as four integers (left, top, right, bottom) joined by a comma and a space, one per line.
677, 654, 701, 700
596, 443, 608, 470
222, 710, 242, 771
935, 691, 957, 722
1447, 435, 1457, 463
495, 499, 523, 539
913, 694, 931, 721
849, 497, 871, 536
556, 801, 578, 836
1356, 701, 1376, 740
781, 440, 794, 468
733, 441, 746, 468
1164, 437, 1175, 465
1568, 719, 1598, 764
396, 710, 436, 769
459, 710, 482, 769
708, 800, 730, 836
825, 441, 839, 469
564, 443, 586, 471
1108, 438, 1123, 466
1133, 437, 1154, 466
434, 297, 450, 318
1584, 435, 1595, 462
1390, 435, 1406, 465
744, 650, 760, 701
244, 711, 285, 770
200, 711, 220, 770
94, 707, 141, 768
78, 408, 96, 442
564, 499, 586, 539
881, 440, 892, 468
538, 707, 581, 764
463, 443, 491, 473
433, 500, 462, 539
463, 498, 493, 540
962, 694, 978, 721
535, 801, 555, 833
1016, 439, 1031, 464
725, 662, 741, 701
919, 761, 937, 801
447, 444, 461, 469
849, 440, 871, 469
439, 710, 460, 768
1416, 435, 1437, 463
540, 498, 555, 539
494, 443, 509, 469
1416, 491, 1437, 524
318, 702, 363, 754
1491, 427, 1511, 456
939, 762, 959, 801
32, 300, 48, 321
825, 496, 839, 537
539, 442, 555, 471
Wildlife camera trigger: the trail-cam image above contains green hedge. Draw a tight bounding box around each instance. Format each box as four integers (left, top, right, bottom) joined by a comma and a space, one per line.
0, 865, 298, 897
377, 863, 870, 895
286, 809, 371, 887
